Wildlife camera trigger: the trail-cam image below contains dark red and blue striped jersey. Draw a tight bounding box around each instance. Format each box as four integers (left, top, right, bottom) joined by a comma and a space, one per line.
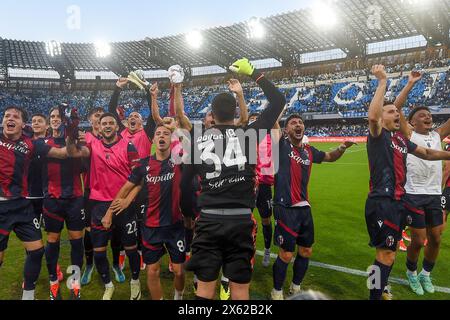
367, 128, 417, 200
274, 137, 326, 207
42, 137, 83, 199
0, 133, 50, 200
27, 137, 45, 199
129, 156, 182, 228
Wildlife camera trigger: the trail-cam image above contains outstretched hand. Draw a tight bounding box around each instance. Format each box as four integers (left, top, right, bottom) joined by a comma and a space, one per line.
116, 77, 129, 89
228, 79, 244, 96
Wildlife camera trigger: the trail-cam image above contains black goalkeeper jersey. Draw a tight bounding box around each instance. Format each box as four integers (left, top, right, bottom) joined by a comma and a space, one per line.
180, 72, 286, 214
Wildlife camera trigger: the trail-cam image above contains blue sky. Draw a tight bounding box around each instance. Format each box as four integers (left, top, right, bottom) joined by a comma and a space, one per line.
1, 0, 313, 43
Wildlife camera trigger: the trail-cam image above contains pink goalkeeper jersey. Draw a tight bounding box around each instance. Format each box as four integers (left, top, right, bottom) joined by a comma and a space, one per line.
121, 128, 152, 159
88, 137, 139, 202
256, 134, 274, 186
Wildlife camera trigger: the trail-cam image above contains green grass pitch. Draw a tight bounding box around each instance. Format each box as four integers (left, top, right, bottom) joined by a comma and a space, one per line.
0, 142, 449, 300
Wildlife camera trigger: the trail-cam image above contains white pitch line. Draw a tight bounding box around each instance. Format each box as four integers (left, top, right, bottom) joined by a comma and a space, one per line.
256, 250, 450, 295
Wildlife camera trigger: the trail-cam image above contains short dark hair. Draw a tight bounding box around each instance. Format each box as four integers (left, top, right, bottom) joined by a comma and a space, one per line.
99, 113, 119, 124
32, 113, 48, 124
211, 93, 237, 123
88, 107, 104, 118
285, 114, 303, 128
4, 106, 28, 122
408, 106, 431, 122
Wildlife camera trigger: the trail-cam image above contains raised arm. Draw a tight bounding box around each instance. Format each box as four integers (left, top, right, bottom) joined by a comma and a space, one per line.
66, 136, 90, 159
436, 119, 450, 141
229, 59, 285, 130
150, 82, 164, 125
47, 147, 69, 160
394, 71, 422, 139
173, 83, 193, 131
109, 78, 128, 131
368, 65, 387, 138
228, 79, 248, 127
323, 141, 357, 162
144, 87, 156, 140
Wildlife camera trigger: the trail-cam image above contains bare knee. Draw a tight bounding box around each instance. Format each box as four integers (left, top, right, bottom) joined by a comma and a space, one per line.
279, 250, 294, 263
299, 247, 313, 258
147, 264, 160, 279
47, 233, 61, 243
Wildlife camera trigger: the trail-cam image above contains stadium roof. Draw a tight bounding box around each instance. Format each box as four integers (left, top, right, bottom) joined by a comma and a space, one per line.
0, 0, 449, 79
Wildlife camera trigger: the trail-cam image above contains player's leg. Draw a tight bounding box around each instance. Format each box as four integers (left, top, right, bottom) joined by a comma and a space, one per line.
91, 202, 114, 299
222, 214, 257, 301
146, 260, 163, 300
118, 211, 141, 300
365, 198, 401, 300
290, 207, 314, 295
65, 197, 86, 299
22, 240, 45, 300
111, 226, 125, 283
272, 206, 298, 300
185, 214, 222, 300
166, 223, 186, 300
42, 198, 65, 300
419, 204, 445, 294
257, 184, 273, 267
81, 196, 94, 285
405, 227, 426, 295
8, 201, 44, 300
141, 225, 166, 300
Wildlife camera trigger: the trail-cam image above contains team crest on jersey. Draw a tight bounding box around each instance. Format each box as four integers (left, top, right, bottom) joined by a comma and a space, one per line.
277, 235, 284, 245
386, 236, 395, 247
406, 215, 413, 225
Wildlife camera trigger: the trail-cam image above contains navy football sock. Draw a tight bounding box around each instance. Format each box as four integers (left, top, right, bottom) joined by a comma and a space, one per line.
94, 251, 111, 285
423, 259, 435, 273
70, 238, 84, 271
185, 227, 194, 253
111, 231, 122, 267
369, 260, 392, 300
24, 248, 45, 290
262, 223, 273, 250
292, 254, 309, 286
84, 230, 94, 266
273, 256, 289, 291
406, 258, 418, 273
45, 241, 60, 282
125, 249, 140, 280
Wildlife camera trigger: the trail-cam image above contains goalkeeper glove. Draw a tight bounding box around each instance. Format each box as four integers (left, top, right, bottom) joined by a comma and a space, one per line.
229, 58, 255, 76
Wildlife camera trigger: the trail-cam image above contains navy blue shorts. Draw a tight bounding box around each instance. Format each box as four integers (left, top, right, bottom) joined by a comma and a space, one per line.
90, 200, 138, 249
256, 184, 273, 219
83, 189, 92, 228
141, 222, 186, 265
442, 187, 450, 212
0, 199, 42, 251
403, 194, 444, 229
43, 197, 85, 233
30, 199, 43, 220
365, 197, 406, 252
186, 213, 257, 284
273, 205, 314, 252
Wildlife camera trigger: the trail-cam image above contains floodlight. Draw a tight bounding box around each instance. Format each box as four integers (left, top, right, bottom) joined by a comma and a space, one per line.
311, 1, 337, 29
186, 30, 203, 49
247, 17, 265, 39
94, 41, 111, 58
46, 41, 62, 57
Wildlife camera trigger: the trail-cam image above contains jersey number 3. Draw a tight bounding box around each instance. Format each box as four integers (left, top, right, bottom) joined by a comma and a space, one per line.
199, 137, 247, 180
